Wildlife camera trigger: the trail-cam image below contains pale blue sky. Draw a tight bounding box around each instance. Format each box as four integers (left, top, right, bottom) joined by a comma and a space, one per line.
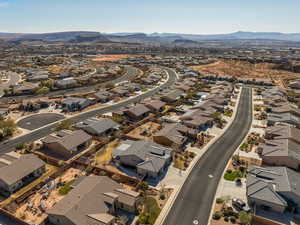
0, 0, 299, 34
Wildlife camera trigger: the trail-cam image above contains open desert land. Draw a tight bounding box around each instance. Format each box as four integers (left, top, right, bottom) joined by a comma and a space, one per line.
92, 54, 134, 62
192, 60, 300, 88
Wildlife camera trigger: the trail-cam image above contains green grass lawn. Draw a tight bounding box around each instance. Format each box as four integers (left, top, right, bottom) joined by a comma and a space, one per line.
224, 171, 243, 181
138, 197, 161, 225
58, 179, 76, 195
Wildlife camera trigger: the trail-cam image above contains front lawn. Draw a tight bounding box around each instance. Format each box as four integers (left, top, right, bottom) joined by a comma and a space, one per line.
224, 170, 243, 181
58, 179, 76, 195
138, 197, 161, 225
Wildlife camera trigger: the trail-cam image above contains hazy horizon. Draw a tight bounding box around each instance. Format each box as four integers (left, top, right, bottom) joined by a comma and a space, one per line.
0, 0, 299, 34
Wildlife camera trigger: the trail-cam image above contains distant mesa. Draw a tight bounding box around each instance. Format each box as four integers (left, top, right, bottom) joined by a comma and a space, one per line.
173, 39, 198, 44
69, 34, 112, 43
1, 30, 300, 42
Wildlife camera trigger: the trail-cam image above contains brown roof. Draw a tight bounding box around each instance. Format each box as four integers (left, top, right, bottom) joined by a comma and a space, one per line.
142, 99, 166, 111
266, 125, 300, 143
154, 123, 197, 145
125, 104, 150, 117
47, 176, 139, 225
0, 153, 45, 186
271, 103, 300, 115
41, 130, 92, 151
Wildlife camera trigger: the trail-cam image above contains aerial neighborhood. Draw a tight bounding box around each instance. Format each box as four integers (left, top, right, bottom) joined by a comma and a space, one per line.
1, 29, 300, 225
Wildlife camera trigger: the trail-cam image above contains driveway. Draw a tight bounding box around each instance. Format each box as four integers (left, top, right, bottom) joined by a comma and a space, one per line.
0, 67, 177, 153
161, 87, 253, 225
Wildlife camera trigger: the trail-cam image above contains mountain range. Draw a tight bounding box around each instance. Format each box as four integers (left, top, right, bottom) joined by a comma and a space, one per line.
1, 31, 300, 43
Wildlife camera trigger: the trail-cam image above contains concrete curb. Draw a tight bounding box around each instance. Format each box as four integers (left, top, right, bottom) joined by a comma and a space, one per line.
155, 87, 243, 225
207, 87, 254, 225
5, 68, 173, 143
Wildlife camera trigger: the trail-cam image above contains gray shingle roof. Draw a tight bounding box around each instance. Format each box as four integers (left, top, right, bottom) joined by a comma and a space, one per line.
0, 153, 45, 186
247, 166, 300, 207
154, 123, 196, 145
47, 176, 139, 225
266, 125, 300, 142
41, 130, 92, 151
75, 118, 119, 136
124, 104, 150, 117
262, 139, 300, 161
113, 140, 172, 173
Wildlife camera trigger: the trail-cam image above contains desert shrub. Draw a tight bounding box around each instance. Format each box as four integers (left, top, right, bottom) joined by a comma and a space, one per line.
213, 211, 222, 220
216, 198, 224, 204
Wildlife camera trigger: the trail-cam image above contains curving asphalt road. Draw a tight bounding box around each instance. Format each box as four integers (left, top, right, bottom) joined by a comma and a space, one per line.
17, 113, 66, 130
0, 65, 140, 100
162, 87, 253, 225
0, 67, 177, 153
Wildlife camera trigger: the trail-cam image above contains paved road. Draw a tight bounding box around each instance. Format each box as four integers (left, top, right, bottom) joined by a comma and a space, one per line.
162, 87, 253, 225
0, 72, 21, 97
17, 113, 65, 130
0, 67, 177, 153
0, 66, 139, 100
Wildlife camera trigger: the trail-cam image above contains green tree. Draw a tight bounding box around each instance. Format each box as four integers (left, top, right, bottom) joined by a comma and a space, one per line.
35, 87, 50, 95
56, 119, 72, 131
137, 181, 149, 192
239, 211, 251, 225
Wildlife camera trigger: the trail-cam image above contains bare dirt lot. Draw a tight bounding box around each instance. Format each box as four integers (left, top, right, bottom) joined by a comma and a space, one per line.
14, 168, 84, 225
192, 60, 300, 87
126, 122, 161, 141
92, 54, 133, 62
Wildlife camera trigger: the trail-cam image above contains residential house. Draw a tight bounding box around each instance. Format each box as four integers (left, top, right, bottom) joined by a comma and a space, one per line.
47, 176, 140, 225
124, 104, 150, 121
268, 103, 300, 117
180, 102, 216, 130
92, 90, 112, 103
111, 87, 130, 97
26, 74, 49, 82
55, 78, 78, 89
41, 130, 92, 158
265, 125, 300, 144
267, 112, 300, 127
264, 96, 287, 108
12, 83, 39, 95
0, 152, 45, 196
180, 110, 214, 130
142, 99, 166, 113
153, 123, 197, 150
160, 89, 185, 103
247, 166, 300, 213
57, 72, 72, 79
113, 140, 172, 178
260, 138, 300, 170
61, 97, 91, 112
20, 97, 50, 111
289, 80, 300, 90
75, 118, 119, 136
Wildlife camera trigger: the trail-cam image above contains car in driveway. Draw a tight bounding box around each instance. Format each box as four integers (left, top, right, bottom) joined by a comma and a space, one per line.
232, 198, 251, 212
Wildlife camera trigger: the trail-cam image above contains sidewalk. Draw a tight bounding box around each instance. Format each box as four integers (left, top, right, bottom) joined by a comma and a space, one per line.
7, 68, 173, 143
154, 87, 243, 225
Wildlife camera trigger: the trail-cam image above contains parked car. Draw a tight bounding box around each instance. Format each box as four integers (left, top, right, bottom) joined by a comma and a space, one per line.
235, 178, 242, 186
232, 198, 251, 212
